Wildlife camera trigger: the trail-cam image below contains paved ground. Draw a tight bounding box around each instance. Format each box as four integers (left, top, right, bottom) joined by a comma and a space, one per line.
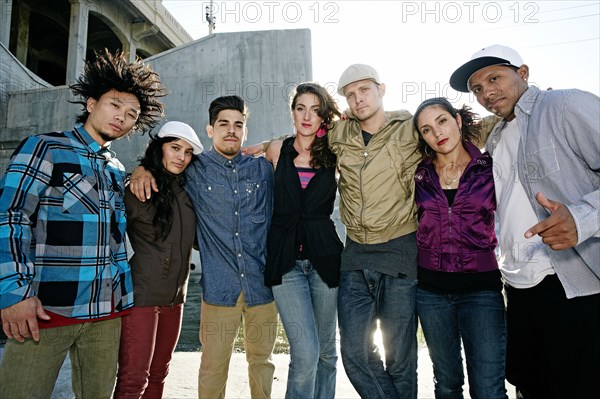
0, 345, 516, 398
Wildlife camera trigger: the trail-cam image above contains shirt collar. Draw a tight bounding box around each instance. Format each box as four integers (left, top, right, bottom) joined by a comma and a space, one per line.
515, 85, 541, 117
206, 147, 244, 166
73, 124, 113, 156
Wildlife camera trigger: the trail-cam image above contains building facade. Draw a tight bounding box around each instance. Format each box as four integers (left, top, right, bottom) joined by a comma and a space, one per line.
0, 0, 312, 171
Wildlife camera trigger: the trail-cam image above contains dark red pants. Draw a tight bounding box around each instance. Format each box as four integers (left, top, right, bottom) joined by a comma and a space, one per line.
114, 304, 183, 399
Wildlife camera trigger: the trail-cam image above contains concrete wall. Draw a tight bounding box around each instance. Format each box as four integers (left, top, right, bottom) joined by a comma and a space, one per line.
0, 29, 312, 172
0, 42, 53, 172
142, 29, 312, 164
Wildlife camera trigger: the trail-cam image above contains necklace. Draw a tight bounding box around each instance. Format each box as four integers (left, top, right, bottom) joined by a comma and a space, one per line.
441, 177, 458, 190
435, 150, 471, 190
436, 162, 462, 190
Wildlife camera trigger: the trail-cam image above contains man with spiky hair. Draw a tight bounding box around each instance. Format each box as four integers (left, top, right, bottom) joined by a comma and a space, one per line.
0, 50, 166, 399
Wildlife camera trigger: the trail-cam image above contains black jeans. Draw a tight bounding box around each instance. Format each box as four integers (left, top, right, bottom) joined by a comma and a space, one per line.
505, 274, 600, 399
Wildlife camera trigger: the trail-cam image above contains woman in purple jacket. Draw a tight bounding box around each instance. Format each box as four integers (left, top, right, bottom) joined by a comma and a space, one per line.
413, 97, 507, 399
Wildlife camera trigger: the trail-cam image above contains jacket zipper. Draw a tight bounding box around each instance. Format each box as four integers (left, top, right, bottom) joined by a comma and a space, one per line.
448, 206, 453, 253
360, 146, 369, 242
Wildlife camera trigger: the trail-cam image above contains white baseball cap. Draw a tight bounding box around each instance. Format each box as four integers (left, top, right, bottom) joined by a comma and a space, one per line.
337, 64, 381, 96
450, 44, 524, 92
157, 121, 203, 155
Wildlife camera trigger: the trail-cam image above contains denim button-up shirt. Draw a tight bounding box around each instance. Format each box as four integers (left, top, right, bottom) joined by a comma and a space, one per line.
486, 86, 600, 299
185, 149, 274, 306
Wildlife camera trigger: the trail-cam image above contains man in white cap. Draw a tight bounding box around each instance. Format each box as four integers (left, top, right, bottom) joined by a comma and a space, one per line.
330, 64, 421, 399
450, 44, 600, 399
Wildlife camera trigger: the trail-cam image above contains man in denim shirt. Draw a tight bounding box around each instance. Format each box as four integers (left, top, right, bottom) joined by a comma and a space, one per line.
130, 95, 276, 399
450, 44, 600, 399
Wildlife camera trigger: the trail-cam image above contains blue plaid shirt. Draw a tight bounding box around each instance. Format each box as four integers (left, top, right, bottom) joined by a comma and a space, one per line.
0, 125, 134, 318
185, 149, 274, 307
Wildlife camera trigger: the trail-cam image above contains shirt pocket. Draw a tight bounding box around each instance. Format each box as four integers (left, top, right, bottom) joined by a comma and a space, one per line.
62, 173, 99, 214
386, 141, 418, 201
523, 144, 559, 181
244, 180, 267, 223
197, 183, 225, 216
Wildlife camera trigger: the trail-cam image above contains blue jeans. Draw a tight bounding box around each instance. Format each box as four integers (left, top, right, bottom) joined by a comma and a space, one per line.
272, 259, 338, 399
338, 270, 418, 399
417, 288, 507, 399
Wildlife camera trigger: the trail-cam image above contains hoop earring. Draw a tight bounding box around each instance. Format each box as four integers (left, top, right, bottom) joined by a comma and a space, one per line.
424, 146, 434, 158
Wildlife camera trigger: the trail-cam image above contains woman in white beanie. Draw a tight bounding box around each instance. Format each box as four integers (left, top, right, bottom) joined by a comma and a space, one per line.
114, 121, 202, 399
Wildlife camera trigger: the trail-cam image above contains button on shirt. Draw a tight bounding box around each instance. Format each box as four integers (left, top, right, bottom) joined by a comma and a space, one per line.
0, 125, 133, 317
185, 149, 274, 307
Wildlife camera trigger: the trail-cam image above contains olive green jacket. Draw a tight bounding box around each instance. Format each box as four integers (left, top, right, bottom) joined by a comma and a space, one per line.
329, 111, 421, 244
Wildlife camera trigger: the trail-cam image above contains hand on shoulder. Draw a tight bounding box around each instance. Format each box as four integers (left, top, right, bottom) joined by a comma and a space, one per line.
129, 166, 157, 202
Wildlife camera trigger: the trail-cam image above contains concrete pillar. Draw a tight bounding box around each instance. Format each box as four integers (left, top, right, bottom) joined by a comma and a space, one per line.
66, 0, 90, 84
131, 21, 158, 61
14, 2, 30, 65
122, 40, 137, 63
0, 0, 12, 47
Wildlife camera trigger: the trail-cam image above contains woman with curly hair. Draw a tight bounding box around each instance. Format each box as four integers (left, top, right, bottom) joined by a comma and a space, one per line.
413, 97, 507, 398
263, 82, 343, 398
114, 121, 202, 399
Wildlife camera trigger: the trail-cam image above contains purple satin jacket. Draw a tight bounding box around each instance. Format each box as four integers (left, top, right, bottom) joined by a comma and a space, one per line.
414, 141, 498, 273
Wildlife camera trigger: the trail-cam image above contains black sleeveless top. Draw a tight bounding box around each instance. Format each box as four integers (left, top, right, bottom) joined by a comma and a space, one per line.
264, 137, 343, 288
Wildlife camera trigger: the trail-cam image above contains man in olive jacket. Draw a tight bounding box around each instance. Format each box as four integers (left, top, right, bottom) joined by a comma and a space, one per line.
330, 64, 421, 399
